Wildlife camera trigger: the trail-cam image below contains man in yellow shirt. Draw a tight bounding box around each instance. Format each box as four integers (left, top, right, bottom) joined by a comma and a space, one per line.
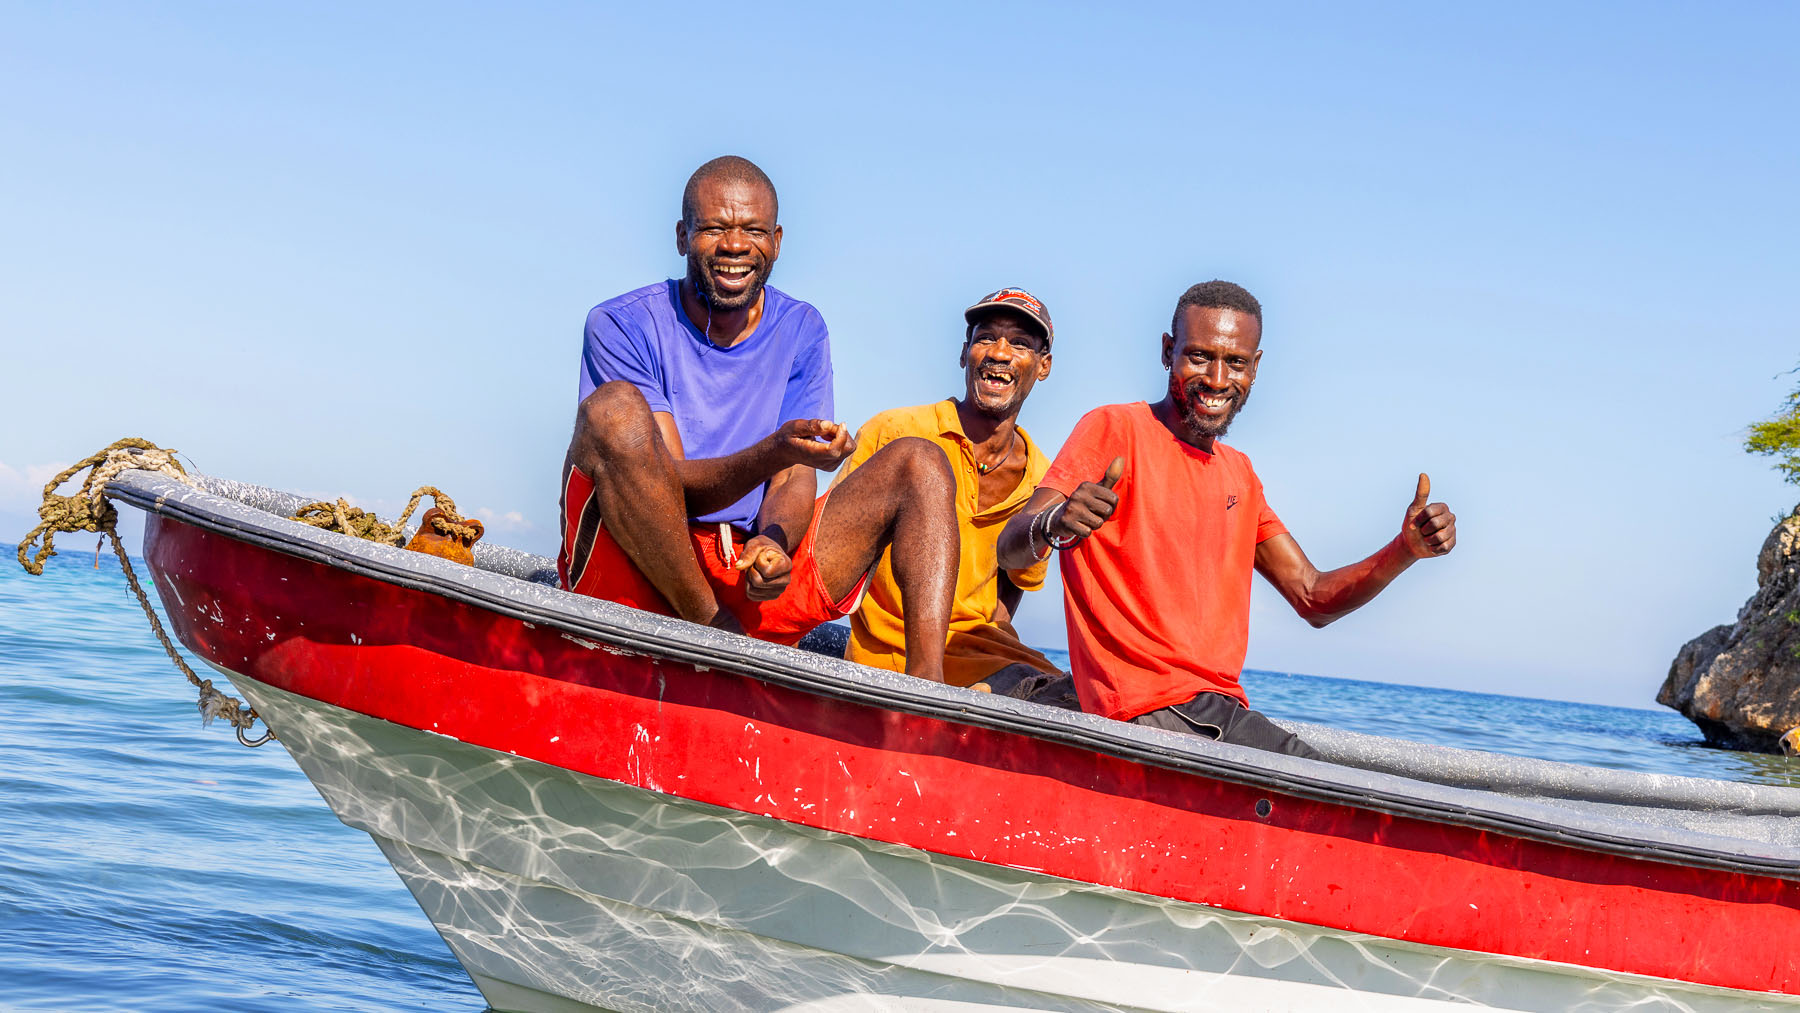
835, 288, 1066, 696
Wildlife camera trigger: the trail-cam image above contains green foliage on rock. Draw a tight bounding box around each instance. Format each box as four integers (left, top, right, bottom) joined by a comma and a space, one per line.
1747, 374, 1800, 485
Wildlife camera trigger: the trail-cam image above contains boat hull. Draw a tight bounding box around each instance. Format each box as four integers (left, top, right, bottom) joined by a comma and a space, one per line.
112, 474, 1800, 1011
229, 673, 1793, 1013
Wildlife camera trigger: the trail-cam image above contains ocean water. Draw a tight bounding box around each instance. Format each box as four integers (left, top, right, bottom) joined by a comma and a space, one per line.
3, 551, 1796, 1012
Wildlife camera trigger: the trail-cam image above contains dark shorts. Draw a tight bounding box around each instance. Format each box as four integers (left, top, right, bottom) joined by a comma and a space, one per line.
1132, 692, 1322, 759
974, 663, 1081, 709
558, 466, 868, 646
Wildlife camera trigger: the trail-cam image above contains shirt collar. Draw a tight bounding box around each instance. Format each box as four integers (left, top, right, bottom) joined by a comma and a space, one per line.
933, 398, 1045, 516
933, 398, 967, 442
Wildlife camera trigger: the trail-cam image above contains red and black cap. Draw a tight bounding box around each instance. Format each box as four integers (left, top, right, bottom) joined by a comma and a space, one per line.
964, 287, 1053, 348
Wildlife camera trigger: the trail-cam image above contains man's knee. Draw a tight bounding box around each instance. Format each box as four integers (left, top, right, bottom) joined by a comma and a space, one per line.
882, 436, 954, 497
576, 381, 657, 456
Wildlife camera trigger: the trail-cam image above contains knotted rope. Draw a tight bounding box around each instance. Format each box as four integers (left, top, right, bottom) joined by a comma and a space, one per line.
291, 485, 477, 546
17, 438, 184, 575
14, 439, 272, 745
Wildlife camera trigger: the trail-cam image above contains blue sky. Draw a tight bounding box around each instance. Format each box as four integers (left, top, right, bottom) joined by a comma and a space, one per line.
4, 2, 1796, 707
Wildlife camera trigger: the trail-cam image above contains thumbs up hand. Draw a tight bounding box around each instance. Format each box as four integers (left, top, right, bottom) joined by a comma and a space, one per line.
1400, 473, 1456, 559
1099, 456, 1124, 490
1047, 457, 1125, 547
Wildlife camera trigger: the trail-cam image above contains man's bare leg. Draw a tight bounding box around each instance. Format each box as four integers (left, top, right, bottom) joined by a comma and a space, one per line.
811, 437, 958, 681
565, 381, 736, 630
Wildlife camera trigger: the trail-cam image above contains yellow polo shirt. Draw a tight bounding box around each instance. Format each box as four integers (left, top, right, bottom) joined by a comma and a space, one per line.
834, 400, 1059, 686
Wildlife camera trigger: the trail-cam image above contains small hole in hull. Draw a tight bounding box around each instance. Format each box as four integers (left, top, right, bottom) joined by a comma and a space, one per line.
1255, 799, 1272, 819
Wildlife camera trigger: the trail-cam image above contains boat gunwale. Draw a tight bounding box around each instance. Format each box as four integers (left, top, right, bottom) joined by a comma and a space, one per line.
108, 468, 1800, 882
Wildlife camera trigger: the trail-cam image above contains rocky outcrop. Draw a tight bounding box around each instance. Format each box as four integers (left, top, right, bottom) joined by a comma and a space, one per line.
1658, 506, 1800, 752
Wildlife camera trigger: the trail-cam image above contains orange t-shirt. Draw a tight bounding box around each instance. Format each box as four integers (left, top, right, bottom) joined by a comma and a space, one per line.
1038, 402, 1286, 720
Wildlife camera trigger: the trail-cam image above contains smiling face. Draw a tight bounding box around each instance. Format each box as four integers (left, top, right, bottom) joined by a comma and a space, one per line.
675, 176, 782, 312
961, 309, 1051, 420
1162, 305, 1262, 445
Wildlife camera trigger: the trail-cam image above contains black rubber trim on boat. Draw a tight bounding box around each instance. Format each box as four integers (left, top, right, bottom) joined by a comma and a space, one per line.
107, 472, 1800, 882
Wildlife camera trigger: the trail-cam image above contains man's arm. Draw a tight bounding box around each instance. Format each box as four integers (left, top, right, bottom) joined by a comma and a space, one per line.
997, 459, 1123, 572
756, 464, 819, 555
994, 573, 1024, 624
998, 487, 1065, 573
732, 463, 819, 601
707, 319, 846, 600
664, 412, 849, 602
1255, 474, 1456, 628
652, 413, 852, 518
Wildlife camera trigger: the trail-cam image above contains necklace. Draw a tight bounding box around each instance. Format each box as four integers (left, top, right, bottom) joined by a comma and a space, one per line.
976, 432, 1017, 475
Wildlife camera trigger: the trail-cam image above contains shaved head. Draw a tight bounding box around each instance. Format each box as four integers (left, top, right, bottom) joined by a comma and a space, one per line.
681, 156, 778, 225
1171, 280, 1262, 336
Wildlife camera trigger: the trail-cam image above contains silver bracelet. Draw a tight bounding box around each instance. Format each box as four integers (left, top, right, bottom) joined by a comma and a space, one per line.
1045, 502, 1079, 550
1027, 505, 1050, 560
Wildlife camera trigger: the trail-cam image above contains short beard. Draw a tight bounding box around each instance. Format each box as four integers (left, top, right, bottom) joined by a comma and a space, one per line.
687, 255, 768, 312
972, 394, 1017, 419
1171, 372, 1249, 441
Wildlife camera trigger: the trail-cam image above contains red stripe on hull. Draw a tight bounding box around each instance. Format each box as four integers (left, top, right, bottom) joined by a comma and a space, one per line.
144, 516, 1800, 995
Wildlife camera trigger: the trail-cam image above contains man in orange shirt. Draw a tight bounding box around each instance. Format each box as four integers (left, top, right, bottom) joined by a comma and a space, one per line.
996, 280, 1458, 756
835, 288, 1067, 696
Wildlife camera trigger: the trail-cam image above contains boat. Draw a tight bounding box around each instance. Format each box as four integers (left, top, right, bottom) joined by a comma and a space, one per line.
93, 465, 1800, 1012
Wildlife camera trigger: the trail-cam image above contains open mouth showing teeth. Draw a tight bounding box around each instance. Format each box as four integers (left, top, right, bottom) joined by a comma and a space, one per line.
978, 369, 1016, 389
713, 264, 753, 279
1195, 392, 1233, 411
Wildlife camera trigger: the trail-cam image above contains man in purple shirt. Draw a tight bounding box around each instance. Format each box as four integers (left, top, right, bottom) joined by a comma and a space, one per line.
559, 156, 958, 681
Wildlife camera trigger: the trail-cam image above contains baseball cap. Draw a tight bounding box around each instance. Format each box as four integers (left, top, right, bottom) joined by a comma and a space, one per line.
964, 287, 1053, 348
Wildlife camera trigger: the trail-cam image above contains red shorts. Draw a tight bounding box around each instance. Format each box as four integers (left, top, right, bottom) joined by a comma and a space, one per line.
557, 466, 866, 645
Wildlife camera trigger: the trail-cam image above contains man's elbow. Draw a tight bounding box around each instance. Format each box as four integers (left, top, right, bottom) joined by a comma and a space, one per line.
1290, 597, 1342, 629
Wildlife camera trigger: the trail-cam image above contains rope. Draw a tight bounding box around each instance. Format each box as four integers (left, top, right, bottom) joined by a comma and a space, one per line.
14, 439, 271, 744
17, 438, 183, 576
18, 442, 472, 745
290, 498, 409, 546
105, 527, 269, 742
290, 485, 477, 545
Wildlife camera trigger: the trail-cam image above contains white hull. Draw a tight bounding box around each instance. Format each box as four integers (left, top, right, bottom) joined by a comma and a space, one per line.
224, 670, 1793, 1013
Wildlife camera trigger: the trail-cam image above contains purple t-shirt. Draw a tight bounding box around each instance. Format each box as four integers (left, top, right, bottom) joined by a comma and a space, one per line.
580, 280, 834, 530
